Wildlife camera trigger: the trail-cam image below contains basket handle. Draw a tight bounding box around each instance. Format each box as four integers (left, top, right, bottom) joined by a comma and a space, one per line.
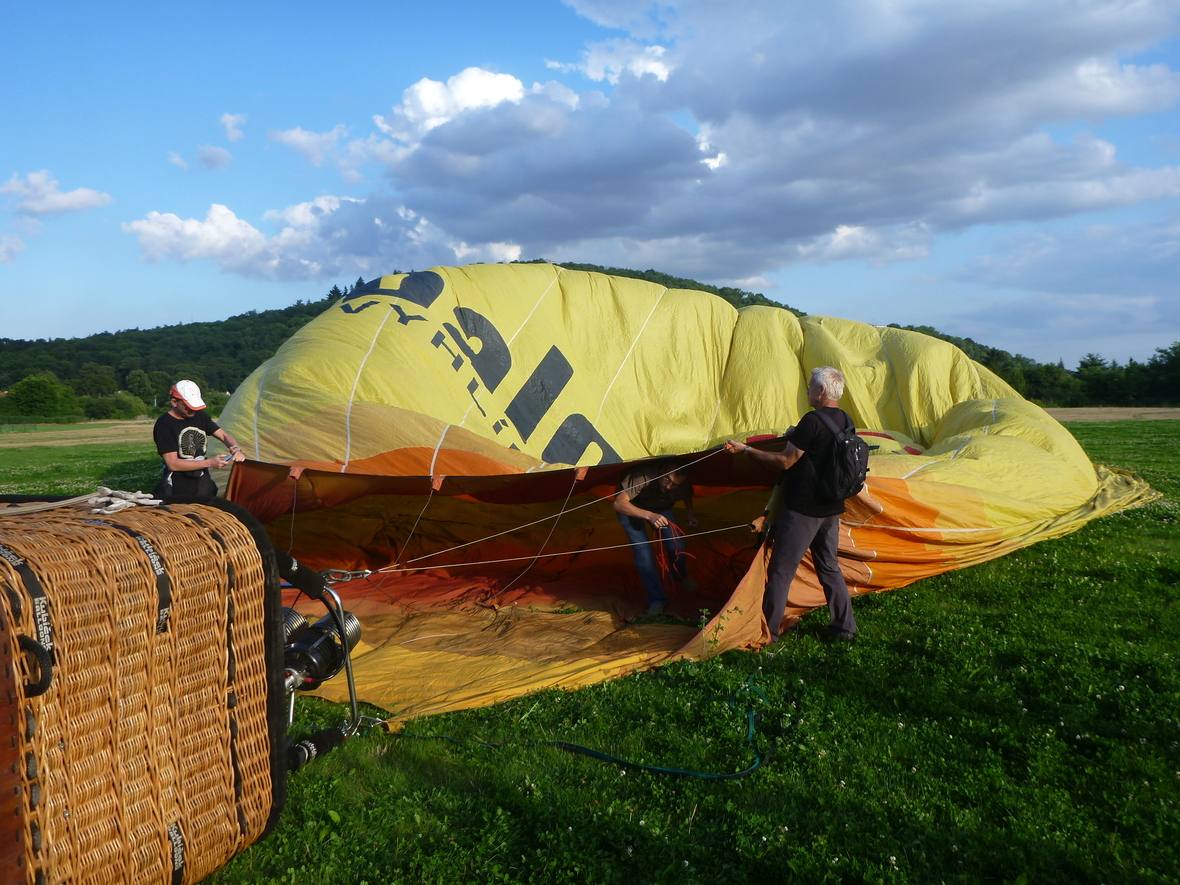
18, 635, 53, 697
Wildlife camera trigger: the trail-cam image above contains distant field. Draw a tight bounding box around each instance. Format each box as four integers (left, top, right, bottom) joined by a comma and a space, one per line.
1, 418, 1177, 883
0, 418, 155, 449
1046, 406, 1180, 422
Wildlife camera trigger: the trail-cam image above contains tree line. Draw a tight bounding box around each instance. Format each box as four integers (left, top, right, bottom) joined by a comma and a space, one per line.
0, 268, 1176, 421
0, 280, 361, 421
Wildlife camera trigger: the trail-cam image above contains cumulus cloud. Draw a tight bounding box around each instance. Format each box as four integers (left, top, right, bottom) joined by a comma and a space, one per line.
1, 170, 112, 215
123, 196, 523, 280
373, 67, 526, 141
793, 223, 932, 263
220, 112, 247, 142
168, 151, 188, 170
126, 0, 1180, 317
548, 39, 671, 84
197, 145, 233, 169
296, 1, 1172, 283
270, 125, 348, 166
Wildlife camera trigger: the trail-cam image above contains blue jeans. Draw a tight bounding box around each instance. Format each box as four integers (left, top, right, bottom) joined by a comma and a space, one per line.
616, 509, 687, 605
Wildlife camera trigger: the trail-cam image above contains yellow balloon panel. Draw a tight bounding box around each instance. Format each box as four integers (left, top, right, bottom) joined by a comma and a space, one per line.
220, 263, 1156, 724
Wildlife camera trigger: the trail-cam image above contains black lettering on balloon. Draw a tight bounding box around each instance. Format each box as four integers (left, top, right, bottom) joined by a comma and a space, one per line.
466, 379, 487, 417
392, 304, 427, 324
341, 300, 379, 314
541, 414, 621, 466
504, 346, 573, 443
443, 307, 511, 393
342, 271, 446, 310
431, 330, 464, 370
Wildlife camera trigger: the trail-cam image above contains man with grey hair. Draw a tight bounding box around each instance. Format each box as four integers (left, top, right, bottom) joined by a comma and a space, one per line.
725, 366, 859, 642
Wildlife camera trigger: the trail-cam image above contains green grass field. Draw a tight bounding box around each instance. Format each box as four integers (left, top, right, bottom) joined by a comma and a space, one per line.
3, 421, 1177, 883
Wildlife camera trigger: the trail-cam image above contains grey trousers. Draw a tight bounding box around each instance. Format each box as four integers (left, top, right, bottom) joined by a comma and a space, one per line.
765, 509, 857, 639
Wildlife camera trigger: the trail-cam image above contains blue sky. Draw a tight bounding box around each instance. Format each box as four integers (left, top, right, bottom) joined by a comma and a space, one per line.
2, 0, 1178, 369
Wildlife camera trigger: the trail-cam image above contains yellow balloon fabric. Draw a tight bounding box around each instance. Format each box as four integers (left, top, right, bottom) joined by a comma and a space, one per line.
221, 263, 1155, 724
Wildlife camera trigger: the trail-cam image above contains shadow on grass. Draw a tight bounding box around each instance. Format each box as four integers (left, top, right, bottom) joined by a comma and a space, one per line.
100, 457, 162, 494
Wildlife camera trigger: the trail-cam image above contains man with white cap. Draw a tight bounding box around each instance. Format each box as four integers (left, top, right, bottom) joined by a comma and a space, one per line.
152, 379, 245, 501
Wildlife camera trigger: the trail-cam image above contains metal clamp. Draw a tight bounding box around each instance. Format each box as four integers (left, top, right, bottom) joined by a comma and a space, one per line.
323, 568, 372, 584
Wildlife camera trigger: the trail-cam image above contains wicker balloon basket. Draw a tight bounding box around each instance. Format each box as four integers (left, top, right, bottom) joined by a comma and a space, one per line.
0, 500, 286, 885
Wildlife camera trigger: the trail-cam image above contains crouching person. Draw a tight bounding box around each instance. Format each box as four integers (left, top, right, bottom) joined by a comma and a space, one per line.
613, 462, 699, 615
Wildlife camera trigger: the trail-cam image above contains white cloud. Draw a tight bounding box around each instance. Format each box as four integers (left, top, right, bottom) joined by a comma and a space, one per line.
1, 170, 112, 215
793, 223, 932, 263
123, 197, 524, 280
0, 233, 25, 263
261, 195, 355, 228
220, 112, 247, 142
548, 39, 671, 84
168, 151, 188, 170
560, 0, 678, 41
270, 125, 348, 166
197, 145, 233, 169
453, 240, 522, 263
120, 1, 1180, 318
373, 67, 526, 141
124, 204, 270, 269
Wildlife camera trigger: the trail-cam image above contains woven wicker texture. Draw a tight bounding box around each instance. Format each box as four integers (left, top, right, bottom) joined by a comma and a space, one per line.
0, 502, 278, 885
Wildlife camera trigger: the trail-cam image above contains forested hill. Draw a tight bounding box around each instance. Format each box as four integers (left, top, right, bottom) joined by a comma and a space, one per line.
1, 264, 1177, 414
0, 266, 796, 406
0, 291, 336, 395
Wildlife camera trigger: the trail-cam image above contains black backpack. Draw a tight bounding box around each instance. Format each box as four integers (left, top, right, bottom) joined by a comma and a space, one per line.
813, 409, 869, 501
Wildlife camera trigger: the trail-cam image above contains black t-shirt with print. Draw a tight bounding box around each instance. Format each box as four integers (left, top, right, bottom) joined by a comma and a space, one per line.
152, 410, 221, 501
778, 407, 850, 518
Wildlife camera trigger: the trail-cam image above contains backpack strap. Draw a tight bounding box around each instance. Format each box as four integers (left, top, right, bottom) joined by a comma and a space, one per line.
813, 408, 852, 437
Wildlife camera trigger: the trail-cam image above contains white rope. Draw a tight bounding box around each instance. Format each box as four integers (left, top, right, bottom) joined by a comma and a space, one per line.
506, 265, 564, 347
341, 305, 396, 472
428, 425, 449, 478
396, 266, 566, 564
377, 523, 749, 574
591, 284, 666, 428
286, 475, 299, 554
395, 483, 437, 565
702, 395, 724, 450
487, 467, 583, 598
0, 490, 157, 516
403, 447, 726, 566
428, 265, 565, 455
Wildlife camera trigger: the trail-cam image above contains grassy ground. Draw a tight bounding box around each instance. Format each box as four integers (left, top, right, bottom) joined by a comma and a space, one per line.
3, 421, 1177, 883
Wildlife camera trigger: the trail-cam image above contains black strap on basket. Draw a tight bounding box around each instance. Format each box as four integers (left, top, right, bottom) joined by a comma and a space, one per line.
17, 634, 53, 697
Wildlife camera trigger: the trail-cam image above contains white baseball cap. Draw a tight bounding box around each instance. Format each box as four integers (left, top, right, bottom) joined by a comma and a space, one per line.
170, 379, 206, 410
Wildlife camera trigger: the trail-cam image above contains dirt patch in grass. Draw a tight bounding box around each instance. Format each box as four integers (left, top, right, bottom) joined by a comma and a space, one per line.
1046, 406, 1180, 422
0, 419, 156, 449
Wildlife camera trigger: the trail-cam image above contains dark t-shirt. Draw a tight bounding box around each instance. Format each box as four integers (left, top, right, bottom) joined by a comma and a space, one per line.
779, 407, 850, 518
619, 466, 692, 513
153, 410, 221, 501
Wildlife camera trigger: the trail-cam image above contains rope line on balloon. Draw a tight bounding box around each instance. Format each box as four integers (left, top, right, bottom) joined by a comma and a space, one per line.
483, 466, 583, 601
371, 523, 749, 574
396, 446, 728, 569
